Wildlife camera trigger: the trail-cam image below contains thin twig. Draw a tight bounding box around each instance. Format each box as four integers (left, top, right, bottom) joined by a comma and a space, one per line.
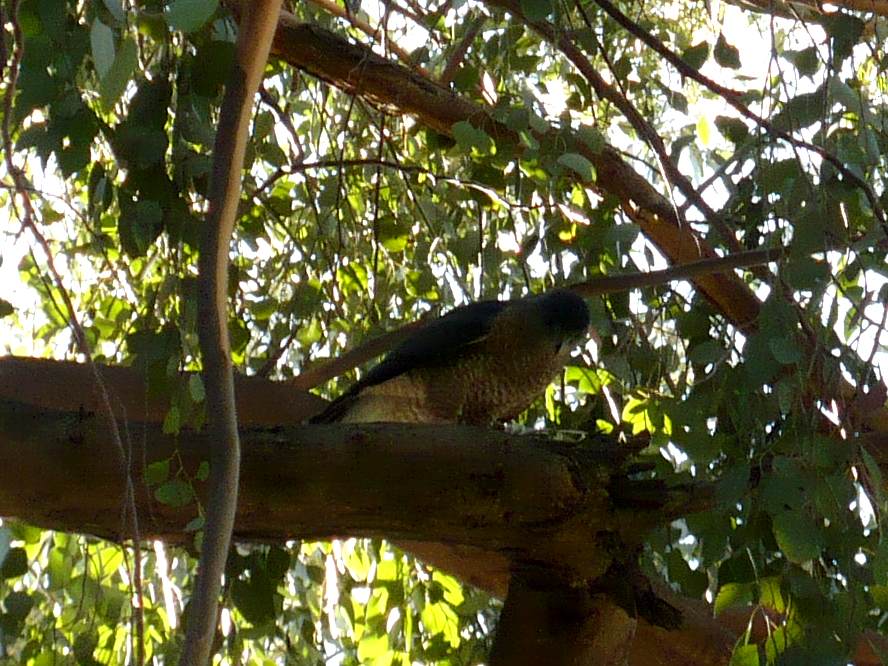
570, 246, 784, 296
185, 1, 283, 663
439, 14, 485, 85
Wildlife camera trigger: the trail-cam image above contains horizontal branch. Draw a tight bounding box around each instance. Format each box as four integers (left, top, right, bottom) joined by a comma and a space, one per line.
0, 357, 699, 585
3, 356, 887, 665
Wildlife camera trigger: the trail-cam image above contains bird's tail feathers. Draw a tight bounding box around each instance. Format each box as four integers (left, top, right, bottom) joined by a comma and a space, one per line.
308, 391, 358, 423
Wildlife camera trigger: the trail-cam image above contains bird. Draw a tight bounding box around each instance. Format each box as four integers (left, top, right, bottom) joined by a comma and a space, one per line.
310, 289, 590, 425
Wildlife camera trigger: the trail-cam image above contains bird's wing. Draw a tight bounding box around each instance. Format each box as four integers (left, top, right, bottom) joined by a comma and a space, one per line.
310, 299, 508, 423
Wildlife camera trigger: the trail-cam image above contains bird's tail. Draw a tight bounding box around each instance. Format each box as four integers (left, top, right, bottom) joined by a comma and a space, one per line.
307, 391, 358, 423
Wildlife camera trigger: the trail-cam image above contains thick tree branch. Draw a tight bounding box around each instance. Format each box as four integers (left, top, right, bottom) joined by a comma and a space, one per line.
0, 359, 688, 585
306, 0, 429, 75
2, 356, 887, 665
490, 569, 636, 666
189, 2, 282, 664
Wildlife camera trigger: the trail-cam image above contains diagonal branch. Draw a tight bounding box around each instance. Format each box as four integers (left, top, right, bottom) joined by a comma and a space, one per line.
589, 0, 887, 229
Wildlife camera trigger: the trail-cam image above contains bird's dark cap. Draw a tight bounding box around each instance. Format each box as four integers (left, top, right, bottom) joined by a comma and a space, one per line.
536, 289, 590, 335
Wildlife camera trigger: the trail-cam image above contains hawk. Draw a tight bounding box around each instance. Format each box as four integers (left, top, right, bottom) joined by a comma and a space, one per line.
311, 289, 590, 425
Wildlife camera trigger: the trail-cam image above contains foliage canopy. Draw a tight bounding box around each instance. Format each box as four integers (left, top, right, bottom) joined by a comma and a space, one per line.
2, 0, 888, 663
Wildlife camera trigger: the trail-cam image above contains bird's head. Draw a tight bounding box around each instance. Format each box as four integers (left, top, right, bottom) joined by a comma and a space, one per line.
534, 289, 590, 352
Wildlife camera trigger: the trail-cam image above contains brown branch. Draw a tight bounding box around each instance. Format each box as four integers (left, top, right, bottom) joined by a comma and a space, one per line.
439, 14, 485, 85
571, 247, 785, 297
3, 357, 888, 666
306, 0, 430, 75
490, 569, 636, 665
187, 2, 282, 664
832, 0, 888, 16
0, 360, 663, 582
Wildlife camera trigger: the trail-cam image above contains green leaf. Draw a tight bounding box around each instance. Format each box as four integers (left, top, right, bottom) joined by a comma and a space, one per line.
505, 108, 529, 132
357, 633, 390, 662
556, 152, 595, 180
714, 582, 754, 615
827, 76, 861, 114
519, 0, 553, 21
783, 257, 829, 291
729, 644, 760, 666
772, 511, 822, 564
378, 217, 409, 253
188, 374, 205, 402
696, 115, 711, 146
196, 461, 210, 481
144, 459, 170, 486
3, 591, 33, 623
154, 479, 194, 508
714, 34, 741, 69
73, 633, 98, 664
119, 198, 163, 257
162, 404, 181, 434
0, 548, 29, 579
232, 572, 276, 624
165, 0, 219, 33
773, 88, 827, 130
577, 125, 604, 153
90, 18, 115, 78
184, 515, 205, 532
103, 0, 126, 23
784, 47, 820, 78
768, 336, 801, 365
451, 120, 493, 154
688, 339, 723, 366
0, 528, 9, 568
99, 36, 138, 112
0, 298, 13, 318
38, 0, 66, 41
714, 116, 748, 145
681, 42, 709, 70
823, 13, 865, 63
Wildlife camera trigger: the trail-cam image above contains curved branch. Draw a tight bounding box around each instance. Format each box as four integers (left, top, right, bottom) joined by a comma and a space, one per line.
186, 2, 282, 664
